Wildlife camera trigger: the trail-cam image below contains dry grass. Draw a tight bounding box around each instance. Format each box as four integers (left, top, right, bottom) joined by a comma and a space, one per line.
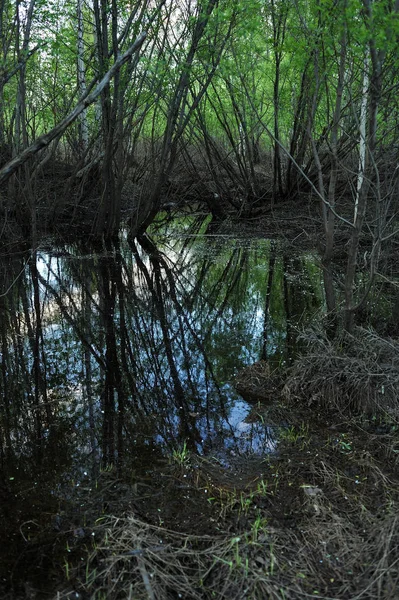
55, 499, 399, 600
234, 360, 281, 403
283, 327, 399, 418
54, 426, 399, 600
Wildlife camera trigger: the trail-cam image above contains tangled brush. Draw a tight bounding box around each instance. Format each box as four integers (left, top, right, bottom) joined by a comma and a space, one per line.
283, 327, 399, 417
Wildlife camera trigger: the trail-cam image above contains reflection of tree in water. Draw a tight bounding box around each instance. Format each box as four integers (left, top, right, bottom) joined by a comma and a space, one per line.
0, 230, 323, 477
261, 243, 323, 363
1, 233, 325, 592
0, 252, 55, 462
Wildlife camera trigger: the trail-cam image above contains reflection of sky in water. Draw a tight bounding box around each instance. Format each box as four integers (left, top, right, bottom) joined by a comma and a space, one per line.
217, 397, 277, 455
148, 386, 277, 461
17, 228, 323, 467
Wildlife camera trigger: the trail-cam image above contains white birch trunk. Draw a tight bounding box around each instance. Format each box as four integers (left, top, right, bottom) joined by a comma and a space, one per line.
355, 56, 369, 222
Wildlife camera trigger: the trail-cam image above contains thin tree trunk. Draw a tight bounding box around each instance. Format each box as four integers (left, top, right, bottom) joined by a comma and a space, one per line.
355, 56, 369, 221
0, 34, 147, 185
134, 0, 227, 234
344, 0, 388, 332
323, 22, 347, 318
270, 0, 287, 201
77, 0, 89, 153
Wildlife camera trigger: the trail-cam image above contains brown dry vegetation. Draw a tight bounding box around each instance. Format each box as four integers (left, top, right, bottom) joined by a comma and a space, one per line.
283, 327, 399, 418
48, 409, 399, 600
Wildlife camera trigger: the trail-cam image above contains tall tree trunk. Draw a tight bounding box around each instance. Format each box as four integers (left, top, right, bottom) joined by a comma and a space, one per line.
270, 0, 287, 201
14, 0, 35, 155
77, 0, 89, 153
286, 59, 313, 194
344, 0, 390, 332
323, 22, 347, 319
134, 0, 223, 235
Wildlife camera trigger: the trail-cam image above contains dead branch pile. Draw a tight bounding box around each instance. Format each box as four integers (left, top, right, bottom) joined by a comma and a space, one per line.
55, 505, 399, 600
283, 327, 399, 417
234, 360, 280, 402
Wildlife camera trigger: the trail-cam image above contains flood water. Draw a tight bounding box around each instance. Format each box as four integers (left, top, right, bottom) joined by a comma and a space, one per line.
0, 216, 324, 595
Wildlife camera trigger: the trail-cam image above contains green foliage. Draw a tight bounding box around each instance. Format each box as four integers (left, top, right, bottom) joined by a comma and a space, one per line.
172, 441, 191, 466
2, 0, 399, 228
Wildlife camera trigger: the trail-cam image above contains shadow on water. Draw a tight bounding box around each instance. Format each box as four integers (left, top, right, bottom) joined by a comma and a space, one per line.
0, 216, 324, 596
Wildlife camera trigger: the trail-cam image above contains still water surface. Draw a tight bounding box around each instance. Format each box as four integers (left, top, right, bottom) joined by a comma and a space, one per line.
1, 219, 325, 470
0, 218, 324, 589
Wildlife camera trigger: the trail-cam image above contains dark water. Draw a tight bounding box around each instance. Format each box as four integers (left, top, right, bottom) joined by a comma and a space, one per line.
0, 217, 324, 593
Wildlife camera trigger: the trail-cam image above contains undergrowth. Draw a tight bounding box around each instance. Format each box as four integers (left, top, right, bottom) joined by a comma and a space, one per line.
54, 416, 399, 600
283, 327, 399, 417
6, 327, 399, 600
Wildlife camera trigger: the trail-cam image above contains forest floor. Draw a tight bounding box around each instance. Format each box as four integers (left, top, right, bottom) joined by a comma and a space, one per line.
41, 403, 399, 600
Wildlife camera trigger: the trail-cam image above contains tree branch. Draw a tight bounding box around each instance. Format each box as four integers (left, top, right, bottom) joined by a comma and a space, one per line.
1, 43, 43, 86
0, 32, 147, 185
